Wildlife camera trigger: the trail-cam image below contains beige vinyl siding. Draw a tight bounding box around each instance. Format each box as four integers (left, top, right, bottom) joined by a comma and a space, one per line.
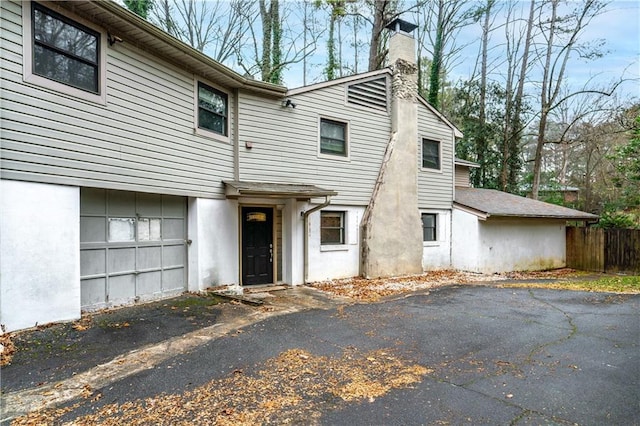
455, 166, 471, 187
238, 84, 391, 205
417, 103, 455, 209
0, 1, 234, 198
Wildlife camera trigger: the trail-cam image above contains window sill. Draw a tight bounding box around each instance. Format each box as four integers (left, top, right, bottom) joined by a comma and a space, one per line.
320, 244, 349, 252
318, 153, 351, 162
423, 241, 442, 247
194, 127, 230, 143
420, 167, 443, 173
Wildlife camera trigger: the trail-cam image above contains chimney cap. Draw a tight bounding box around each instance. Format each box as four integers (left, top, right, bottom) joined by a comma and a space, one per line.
385, 18, 418, 34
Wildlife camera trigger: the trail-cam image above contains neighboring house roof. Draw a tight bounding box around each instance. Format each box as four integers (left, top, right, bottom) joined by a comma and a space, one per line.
59, 1, 286, 97
455, 158, 480, 168
539, 186, 580, 192
454, 188, 598, 221
224, 181, 337, 200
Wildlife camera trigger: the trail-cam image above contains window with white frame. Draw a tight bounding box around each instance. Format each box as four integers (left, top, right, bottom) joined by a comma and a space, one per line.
321, 211, 345, 244
320, 118, 348, 156
197, 81, 228, 136
422, 139, 440, 170
31, 2, 100, 94
422, 213, 437, 242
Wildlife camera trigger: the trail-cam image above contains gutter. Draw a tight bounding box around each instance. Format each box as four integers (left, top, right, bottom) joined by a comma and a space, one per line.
301, 196, 332, 284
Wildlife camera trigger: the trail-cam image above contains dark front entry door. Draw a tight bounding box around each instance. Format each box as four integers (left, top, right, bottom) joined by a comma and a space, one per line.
242, 207, 274, 286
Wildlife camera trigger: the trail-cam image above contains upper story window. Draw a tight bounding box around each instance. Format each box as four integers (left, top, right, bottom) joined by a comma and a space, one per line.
321, 211, 345, 245
197, 81, 228, 136
422, 213, 437, 242
320, 118, 348, 157
422, 139, 441, 170
32, 3, 100, 94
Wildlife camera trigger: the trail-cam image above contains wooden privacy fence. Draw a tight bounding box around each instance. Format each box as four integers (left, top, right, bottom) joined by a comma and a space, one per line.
566, 227, 640, 273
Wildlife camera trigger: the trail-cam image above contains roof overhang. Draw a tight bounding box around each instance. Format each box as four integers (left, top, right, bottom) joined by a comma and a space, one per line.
56, 1, 287, 98
224, 181, 338, 200
452, 202, 490, 220
455, 158, 480, 168
453, 202, 598, 222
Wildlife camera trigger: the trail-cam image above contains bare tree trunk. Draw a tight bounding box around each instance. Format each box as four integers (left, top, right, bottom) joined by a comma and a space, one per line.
531, 0, 606, 199
475, 0, 491, 186
270, 0, 282, 84
501, 0, 534, 192
259, 0, 272, 81
368, 0, 391, 71
427, 0, 445, 109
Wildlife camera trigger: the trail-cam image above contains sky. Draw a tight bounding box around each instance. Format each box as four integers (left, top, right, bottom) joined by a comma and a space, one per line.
282, 0, 640, 102
120, 0, 639, 101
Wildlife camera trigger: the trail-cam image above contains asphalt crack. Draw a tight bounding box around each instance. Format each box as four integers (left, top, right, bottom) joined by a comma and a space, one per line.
525, 289, 578, 364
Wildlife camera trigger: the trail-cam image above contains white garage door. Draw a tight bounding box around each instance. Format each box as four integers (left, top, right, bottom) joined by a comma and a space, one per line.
80, 188, 187, 310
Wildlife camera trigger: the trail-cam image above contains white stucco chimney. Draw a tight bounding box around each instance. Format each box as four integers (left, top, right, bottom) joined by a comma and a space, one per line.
361, 19, 423, 278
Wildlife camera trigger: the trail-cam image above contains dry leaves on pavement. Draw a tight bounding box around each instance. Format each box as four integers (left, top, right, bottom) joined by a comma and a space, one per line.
311, 269, 584, 302
12, 347, 431, 425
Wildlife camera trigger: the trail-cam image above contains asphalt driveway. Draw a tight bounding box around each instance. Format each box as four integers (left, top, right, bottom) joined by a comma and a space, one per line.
4, 285, 639, 425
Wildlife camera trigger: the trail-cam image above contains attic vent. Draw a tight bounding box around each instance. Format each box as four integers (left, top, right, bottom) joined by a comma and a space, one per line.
347, 77, 388, 111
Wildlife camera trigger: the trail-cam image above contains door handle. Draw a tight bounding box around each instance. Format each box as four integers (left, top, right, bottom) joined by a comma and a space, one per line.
269, 244, 273, 263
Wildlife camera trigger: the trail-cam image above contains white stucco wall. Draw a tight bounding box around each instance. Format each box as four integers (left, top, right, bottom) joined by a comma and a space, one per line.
478, 218, 566, 273
422, 209, 452, 270
451, 208, 481, 272
452, 208, 567, 273
0, 180, 80, 332
188, 198, 239, 291
307, 206, 363, 282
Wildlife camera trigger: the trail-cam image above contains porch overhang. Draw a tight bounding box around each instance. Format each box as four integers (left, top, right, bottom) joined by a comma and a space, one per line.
223, 181, 338, 200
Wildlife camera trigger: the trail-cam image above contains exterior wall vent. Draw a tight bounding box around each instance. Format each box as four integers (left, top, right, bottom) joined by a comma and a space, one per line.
347, 77, 388, 111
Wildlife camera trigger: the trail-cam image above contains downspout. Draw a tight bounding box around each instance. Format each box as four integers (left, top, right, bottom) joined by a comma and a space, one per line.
450, 131, 456, 269
301, 196, 332, 284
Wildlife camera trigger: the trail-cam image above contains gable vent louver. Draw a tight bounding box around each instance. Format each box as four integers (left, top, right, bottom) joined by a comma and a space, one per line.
347, 77, 388, 111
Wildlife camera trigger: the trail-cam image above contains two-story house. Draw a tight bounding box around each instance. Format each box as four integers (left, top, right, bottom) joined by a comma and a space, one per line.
1, 1, 461, 331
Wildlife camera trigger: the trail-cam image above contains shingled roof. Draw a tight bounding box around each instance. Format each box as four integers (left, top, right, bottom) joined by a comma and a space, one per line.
454, 188, 598, 221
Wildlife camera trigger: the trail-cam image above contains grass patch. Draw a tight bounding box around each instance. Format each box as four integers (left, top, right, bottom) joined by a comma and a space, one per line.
504, 275, 640, 293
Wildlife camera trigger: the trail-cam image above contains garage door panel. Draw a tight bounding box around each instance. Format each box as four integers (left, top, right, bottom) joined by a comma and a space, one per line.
81, 217, 106, 243
108, 248, 136, 273
138, 246, 162, 270
163, 245, 185, 268
81, 278, 106, 307
108, 218, 135, 242
81, 189, 186, 311
81, 249, 106, 276
137, 193, 162, 216
163, 268, 185, 292
138, 271, 162, 295
162, 195, 186, 216
108, 191, 136, 216
80, 188, 106, 215
163, 218, 185, 240
109, 274, 136, 303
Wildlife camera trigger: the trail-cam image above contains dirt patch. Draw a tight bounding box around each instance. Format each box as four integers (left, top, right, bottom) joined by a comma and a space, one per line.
12, 348, 431, 425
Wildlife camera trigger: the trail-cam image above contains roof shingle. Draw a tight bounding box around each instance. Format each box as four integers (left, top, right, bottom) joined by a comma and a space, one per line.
454, 188, 598, 220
